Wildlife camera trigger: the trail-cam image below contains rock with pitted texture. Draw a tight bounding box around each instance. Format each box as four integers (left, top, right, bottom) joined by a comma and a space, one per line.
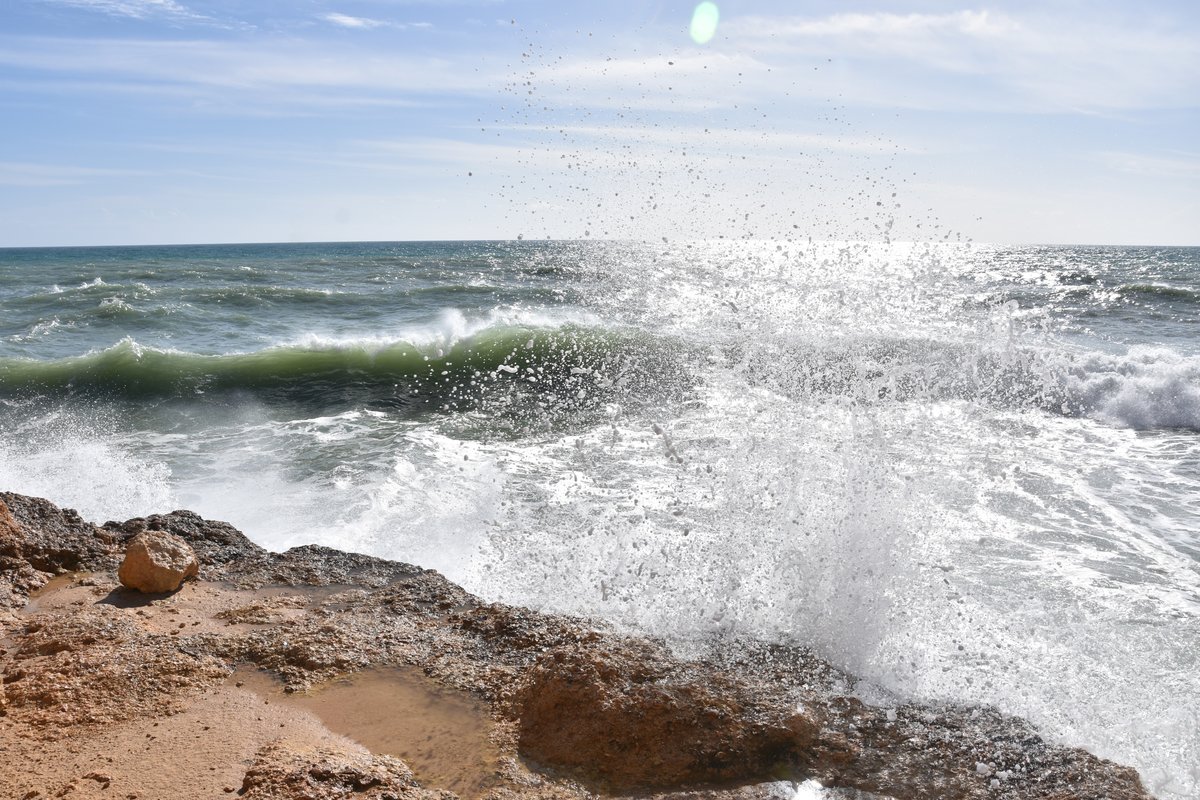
118, 530, 200, 593
237, 742, 453, 800
515, 639, 837, 792
0, 492, 1160, 800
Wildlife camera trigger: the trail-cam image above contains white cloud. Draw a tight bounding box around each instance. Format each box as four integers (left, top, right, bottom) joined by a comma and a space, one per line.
321, 12, 433, 31
39, 0, 200, 21
484, 123, 908, 156
323, 13, 386, 30
763, 10, 1018, 39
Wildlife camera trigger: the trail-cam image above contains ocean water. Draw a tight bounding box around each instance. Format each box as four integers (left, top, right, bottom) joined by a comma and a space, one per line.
1, 240, 1198, 796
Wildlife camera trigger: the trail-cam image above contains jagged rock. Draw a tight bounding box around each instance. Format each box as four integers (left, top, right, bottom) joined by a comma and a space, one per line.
0, 492, 118, 574
0, 492, 1158, 800
118, 530, 200, 593
238, 742, 453, 799
0, 497, 20, 541
104, 509, 266, 572
1, 493, 117, 611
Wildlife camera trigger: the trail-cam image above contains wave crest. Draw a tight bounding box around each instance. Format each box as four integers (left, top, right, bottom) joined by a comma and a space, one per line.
0, 323, 689, 416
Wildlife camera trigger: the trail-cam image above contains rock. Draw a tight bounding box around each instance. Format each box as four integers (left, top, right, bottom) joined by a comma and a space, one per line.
3, 607, 231, 729
104, 509, 266, 569
0, 498, 20, 542
118, 531, 199, 593
1, 492, 118, 575
237, 742, 452, 799
1, 493, 121, 612
0, 492, 1160, 799
515, 640, 826, 791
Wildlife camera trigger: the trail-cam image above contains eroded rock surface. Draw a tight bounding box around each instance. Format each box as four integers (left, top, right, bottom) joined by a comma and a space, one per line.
0, 491, 1154, 800
239, 742, 455, 800
516, 639, 828, 791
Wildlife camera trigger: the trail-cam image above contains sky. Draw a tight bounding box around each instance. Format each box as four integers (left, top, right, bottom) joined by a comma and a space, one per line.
0, 0, 1197, 246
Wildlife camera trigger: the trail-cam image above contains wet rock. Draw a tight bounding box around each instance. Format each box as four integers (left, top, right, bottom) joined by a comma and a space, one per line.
0, 492, 1159, 799
0, 493, 119, 612
118, 530, 200, 593
242, 543, 425, 589
1, 492, 118, 576
238, 742, 453, 800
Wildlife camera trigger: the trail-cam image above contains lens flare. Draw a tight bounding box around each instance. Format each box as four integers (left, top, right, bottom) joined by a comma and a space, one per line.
689, 2, 719, 45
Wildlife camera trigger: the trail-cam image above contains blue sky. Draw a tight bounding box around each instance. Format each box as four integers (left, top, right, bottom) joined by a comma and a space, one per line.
0, 0, 1196, 246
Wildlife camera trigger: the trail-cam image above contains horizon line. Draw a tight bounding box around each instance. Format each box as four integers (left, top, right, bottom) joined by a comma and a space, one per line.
3, 238, 1198, 251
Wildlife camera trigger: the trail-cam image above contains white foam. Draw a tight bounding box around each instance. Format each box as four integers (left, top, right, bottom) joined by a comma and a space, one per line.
1062, 345, 1200, 430
0, 420, 175, 522
288, 305, 603, 354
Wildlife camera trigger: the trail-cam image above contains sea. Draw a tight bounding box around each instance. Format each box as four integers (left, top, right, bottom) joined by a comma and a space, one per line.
1, 240, 1197, 796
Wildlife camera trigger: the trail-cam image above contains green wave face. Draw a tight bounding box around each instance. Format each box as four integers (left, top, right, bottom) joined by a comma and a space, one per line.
0, 326, 693, 419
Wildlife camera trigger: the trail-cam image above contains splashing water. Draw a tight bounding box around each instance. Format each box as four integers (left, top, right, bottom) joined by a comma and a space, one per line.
1, 240, 1197, 796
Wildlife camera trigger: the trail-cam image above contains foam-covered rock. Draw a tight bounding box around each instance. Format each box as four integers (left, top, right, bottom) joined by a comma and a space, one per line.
118, 530, 199, 593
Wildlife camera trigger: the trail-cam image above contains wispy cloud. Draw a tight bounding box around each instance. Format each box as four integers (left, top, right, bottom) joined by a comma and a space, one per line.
322, 13, 386, 30
0, 35, 494, 107
321, 13, 433, 31
1094, 151, 1200, 178
749, 10, 1018, 40
482, 123, 908, 156
721, 8, 1200, 112
38, 0, 202, 21
0, 161, 147, 186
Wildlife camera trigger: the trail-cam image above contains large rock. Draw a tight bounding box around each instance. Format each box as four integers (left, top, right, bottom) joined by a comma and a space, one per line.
515, 640, 829, 791
118, 530, 199, 593
0, 492, 1160, 799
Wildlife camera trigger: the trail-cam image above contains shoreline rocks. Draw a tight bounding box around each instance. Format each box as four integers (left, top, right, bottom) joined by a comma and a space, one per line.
0, 491, 1154, 800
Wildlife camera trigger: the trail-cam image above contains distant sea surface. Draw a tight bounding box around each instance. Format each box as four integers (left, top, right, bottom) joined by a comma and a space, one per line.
2, 240, 1198, 796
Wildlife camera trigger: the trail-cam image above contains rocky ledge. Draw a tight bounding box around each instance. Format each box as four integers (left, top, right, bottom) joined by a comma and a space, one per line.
0, 491, 1151, 800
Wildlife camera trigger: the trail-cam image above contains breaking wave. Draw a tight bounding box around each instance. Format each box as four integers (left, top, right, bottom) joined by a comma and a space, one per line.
0, 324, 691, 416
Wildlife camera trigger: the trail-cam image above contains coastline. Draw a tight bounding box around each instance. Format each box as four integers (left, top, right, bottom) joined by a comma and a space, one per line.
0, 491, 1152, 800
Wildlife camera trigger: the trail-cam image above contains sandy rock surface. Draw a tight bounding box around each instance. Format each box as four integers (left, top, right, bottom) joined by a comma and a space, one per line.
0, 491, 1153, 800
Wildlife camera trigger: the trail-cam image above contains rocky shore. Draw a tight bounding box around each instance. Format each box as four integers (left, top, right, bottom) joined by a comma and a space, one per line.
0, 491, 1151, 800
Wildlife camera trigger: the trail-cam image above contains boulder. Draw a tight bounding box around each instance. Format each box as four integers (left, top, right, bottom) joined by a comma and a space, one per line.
117, 530, 199, 593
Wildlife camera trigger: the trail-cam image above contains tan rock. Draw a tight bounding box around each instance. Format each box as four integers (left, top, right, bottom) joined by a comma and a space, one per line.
0, 492, 1160, 800
118, 530, 199, 593
237, 742, 452, 799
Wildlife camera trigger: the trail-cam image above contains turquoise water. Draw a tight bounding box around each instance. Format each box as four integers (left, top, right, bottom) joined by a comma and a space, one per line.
1, 240, 1198, 795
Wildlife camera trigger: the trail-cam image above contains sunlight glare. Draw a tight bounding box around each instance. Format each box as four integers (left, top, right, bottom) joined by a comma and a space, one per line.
689, 2, 720, 45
